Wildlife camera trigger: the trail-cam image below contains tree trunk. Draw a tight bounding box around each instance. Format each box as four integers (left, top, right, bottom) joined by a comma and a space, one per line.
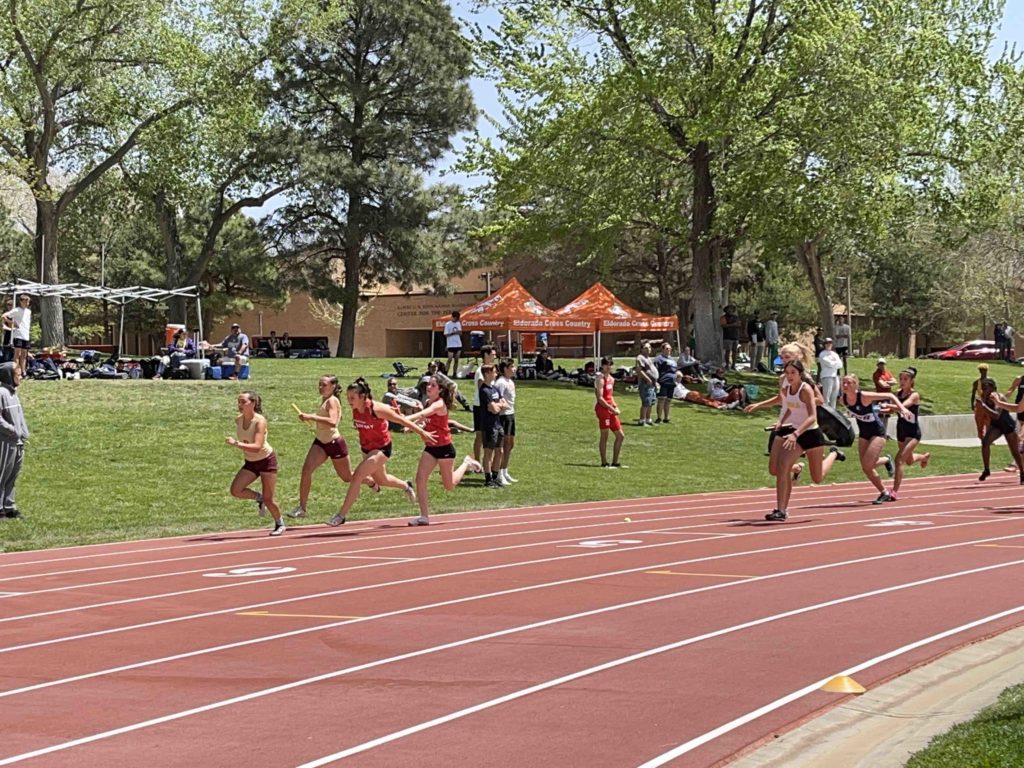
336, 254, 361, 358
155, 190, 188, 324
795, 238, 835, 339
654, 237, 673, 316
690, 142, 723, 364
35, 201, 65, 347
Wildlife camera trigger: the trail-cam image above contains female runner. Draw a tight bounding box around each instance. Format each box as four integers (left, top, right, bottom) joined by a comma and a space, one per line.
840, 374, 910, 504
884, 367, 930, 498
595, 356, 625, 468
288, 375, 379, 519
971, 363, 991, 440
407, 375, 482, 525
762, 360, 842, 521
975, 378, 1024, 483
328, 378, 436, 526
226, 391, 285, 536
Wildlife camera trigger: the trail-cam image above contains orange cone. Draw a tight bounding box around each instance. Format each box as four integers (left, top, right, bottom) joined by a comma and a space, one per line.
821, 675, 866, 694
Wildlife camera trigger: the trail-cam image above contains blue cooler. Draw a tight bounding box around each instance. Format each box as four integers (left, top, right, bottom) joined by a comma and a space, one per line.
210, 366, 222, 380
220, 363, 250, 380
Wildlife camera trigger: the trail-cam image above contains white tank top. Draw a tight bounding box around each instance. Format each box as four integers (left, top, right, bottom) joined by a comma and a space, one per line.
783, 382, 817, 428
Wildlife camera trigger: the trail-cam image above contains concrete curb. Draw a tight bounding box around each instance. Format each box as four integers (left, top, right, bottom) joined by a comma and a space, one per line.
728, 624, 1024, 767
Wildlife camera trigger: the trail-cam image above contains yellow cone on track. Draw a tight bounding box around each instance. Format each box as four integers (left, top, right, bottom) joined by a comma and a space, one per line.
821, 675, 866, 694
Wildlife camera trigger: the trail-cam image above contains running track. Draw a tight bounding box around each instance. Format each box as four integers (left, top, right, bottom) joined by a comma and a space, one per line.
3, 472, 1024, 767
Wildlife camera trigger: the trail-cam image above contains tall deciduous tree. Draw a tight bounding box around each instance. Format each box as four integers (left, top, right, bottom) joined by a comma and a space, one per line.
271, 0, 476, 357
0, 0, 266, 345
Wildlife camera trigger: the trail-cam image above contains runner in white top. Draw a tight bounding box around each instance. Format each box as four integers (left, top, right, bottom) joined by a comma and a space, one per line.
2, 294, 31, 377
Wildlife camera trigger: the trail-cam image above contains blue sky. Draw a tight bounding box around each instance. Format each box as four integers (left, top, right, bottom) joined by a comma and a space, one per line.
435, 2, 1024, 187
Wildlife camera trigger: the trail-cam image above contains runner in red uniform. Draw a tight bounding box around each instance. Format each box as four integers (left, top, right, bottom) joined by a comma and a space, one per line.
405, 375, 480, 525
595, 356, 625, 468
328, 378, 436, 526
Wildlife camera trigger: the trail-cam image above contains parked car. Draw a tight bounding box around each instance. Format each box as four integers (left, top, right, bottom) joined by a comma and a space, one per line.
924, 340, 1000, 360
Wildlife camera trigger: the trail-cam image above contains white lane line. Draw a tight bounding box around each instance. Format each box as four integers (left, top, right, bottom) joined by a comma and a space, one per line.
1, 503, 1017, 654
0, 472, 978, 571
0, 592, 22, 598
2, 551, 1009, 768
0, 477, 960, 584
315, 555, 417, 561
3, 525, 1022, 702
637, 605, 1024, 766
1, 483, 1012, 611
293, 567, 1024, 768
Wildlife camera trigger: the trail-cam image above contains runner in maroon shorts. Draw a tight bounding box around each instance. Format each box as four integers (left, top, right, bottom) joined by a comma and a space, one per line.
226, 390, 285, 536
595, 356, 625, 468
288, 375, 379, 519
406, 375, 480, 525
328, 378, 436, 526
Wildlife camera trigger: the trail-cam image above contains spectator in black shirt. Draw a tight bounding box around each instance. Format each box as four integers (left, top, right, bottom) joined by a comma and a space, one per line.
720, 305, 741, 369
478, 364, 508, 489
747, 311, 765, 370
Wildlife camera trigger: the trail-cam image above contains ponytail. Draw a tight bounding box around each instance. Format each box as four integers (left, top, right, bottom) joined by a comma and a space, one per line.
431, 374, 455, 409
240, 390, 263, 414
347, 377, 373, 399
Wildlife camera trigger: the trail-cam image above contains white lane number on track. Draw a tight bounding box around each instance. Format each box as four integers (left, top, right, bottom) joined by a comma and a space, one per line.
864, 521, 934, 528
204, 566, 297, 578
566, 539, 643, 548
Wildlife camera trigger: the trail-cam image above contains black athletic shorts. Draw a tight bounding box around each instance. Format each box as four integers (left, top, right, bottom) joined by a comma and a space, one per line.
777, 425, 826, 451
500, 414, 516, 437
424, 443, 457, 460
896, 422, 922, 442
362, 443, 393, 458
472, 405, 482, 432
482, 424, 505, 449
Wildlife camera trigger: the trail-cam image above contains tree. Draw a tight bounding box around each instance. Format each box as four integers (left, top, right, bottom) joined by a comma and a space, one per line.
0, 0, 269, 345
271, 0, 476, 357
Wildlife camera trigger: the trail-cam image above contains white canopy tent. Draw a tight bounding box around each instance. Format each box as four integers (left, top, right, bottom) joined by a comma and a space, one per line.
0, 279, 203, 355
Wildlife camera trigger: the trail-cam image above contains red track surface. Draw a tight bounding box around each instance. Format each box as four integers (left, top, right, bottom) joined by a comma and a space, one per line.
2, 472, 1024, 767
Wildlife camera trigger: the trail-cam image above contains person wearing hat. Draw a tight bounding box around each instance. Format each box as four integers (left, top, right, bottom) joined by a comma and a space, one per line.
817, 338, 842, 408
220, 323, 250, 380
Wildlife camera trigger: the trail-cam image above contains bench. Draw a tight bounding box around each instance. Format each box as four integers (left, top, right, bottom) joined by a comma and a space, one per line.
254, 336, 330, 358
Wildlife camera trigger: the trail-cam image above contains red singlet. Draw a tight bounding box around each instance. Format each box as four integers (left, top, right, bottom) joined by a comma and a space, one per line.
595, 374, 616, 413
423, 407, 452, 447
352, 400, 391, 452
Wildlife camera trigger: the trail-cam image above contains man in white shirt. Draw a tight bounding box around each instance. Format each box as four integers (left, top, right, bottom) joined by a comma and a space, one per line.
3, 294, 31, 377
444, 311, 463, 374
817, 338, 843, 408
220, 323, 250, 380
764, 311, 780, 370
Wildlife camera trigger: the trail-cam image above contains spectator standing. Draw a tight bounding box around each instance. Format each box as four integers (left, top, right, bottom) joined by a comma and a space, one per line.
833, 316, 852, 371
747, 310, 765, 370
720, 305, 741, 369
1005, 322, 1016, 362
653, 342, 679, 424
221, 323, 250, 380
444, 311, 463, 374
0, 362, 28, 518
3, 294, 31, 377
765, 311, 780, 370
634, 342, 658, 426
994, 322, 1006, 360
817, 338, 843, 409
472, 344, 497, 463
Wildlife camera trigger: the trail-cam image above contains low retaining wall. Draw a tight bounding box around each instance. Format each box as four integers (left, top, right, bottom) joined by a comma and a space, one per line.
885, 413, 979, 441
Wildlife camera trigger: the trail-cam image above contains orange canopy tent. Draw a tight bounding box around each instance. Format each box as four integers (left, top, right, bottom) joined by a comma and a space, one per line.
432, 278, 595, 358
554, 283, 680, 358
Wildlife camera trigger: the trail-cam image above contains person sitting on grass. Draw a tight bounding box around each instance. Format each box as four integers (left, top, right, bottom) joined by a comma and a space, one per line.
672, 372, 727, 409
535, 347, 558, 379
707, 368, 750, 407
383, 377, 423, 431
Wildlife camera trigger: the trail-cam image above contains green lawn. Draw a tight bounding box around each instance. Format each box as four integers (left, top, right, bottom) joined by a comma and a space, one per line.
906, 682, 1024, 767
0, 354, 1007, 552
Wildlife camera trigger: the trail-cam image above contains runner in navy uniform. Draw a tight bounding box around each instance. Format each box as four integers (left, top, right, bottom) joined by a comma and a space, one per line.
978, 378, 1024, 483
882, 367, 930, 499
840, 374, 911, 504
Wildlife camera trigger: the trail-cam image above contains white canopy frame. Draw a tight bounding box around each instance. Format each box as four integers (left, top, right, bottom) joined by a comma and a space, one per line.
0, 279, 203, 355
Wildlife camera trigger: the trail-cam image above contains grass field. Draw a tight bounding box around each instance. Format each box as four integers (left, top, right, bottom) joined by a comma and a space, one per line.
906, 682, 1024, 766
0, 354, 1013, 553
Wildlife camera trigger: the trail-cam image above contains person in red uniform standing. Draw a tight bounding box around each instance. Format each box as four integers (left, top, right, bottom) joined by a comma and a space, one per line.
406, 375, 481, 525
328, 378, 436, 526
595, 356, 625, 468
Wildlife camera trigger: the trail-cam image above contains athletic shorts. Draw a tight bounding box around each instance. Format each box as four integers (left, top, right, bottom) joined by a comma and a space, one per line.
242, 452, 278, 475
472, 405, 482, 432
424, 443, 457, 460
856, 422, 887, 441
896, 422, 922, 443
777, 425, 825, 451
313, 436, 349, 460
500, 414, 516, 437
658, 381, 675, 399
482, 424, 505, 449
988, 415, 1016, 437
596, 409, 622, 432
12, 338, 28, 350
362, 443, 393, 458
638, 382, 657, 407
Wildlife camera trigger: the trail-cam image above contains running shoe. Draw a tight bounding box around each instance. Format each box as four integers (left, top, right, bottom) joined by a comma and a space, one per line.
255, 492, 267, 517
404, 481, 417, 503
485, 478, 501, 489
791, 463, 803, 482
496, 473, 511, 487
920, 453, 930, 469
764, 509, 788, 521
3, 508, 19, 518
270, 519, 286, 536
829, 446, 846, 462
286, 506, 306, 519
328, 513, 346, 527
408, 517, 430, 526
979, 469, 991, 482
872, 491, 894, 505
883, 455, 895, 478
610, 462, 625, 469
368, 480, 382, 493
601, 463, 610, 468
1019, 472, 1024, 486
504, 471, 518, 483
463, 457, 484, 473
